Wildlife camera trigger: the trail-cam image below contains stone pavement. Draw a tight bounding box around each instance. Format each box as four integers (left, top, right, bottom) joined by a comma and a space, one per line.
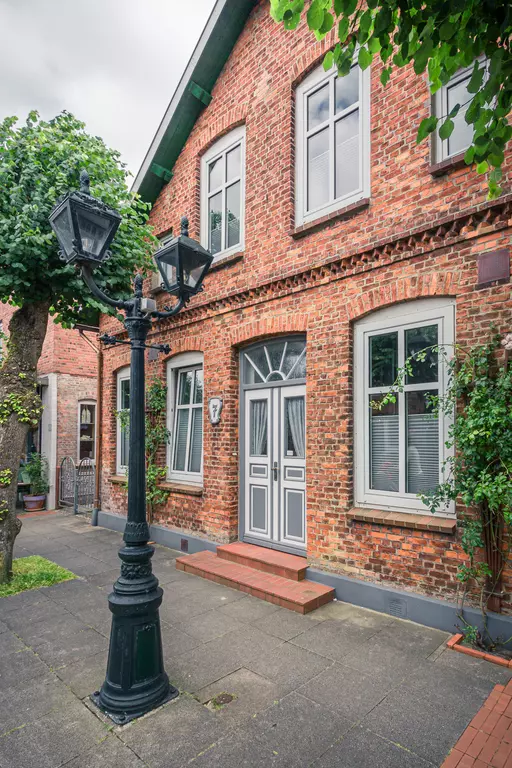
1, 511, 511, 768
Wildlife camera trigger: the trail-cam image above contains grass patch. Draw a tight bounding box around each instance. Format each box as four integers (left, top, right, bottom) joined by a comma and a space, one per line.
0, 556, 76, 598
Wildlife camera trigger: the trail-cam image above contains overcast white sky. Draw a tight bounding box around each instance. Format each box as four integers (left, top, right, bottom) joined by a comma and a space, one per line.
0, 0, 216, 176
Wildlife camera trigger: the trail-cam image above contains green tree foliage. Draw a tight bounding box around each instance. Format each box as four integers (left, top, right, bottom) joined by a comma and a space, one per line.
270, 0, 512, 197
0, 110, 156, 321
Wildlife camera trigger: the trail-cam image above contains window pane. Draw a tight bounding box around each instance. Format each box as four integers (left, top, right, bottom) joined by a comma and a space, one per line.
121, 379, 130, 410
121, 425, 129, 468
405, 325, 438, 383
178, 370, 193, 404
447, 76, 473, 157
208, 155, 223, 192
369, 397, 399, 492
173, 410, 189, 471
335, 110, 360, 199
250, 399, 268, 456
226, 144, 241, 181
226, 181, 241, 248
406, 391, 439, 494
209, 192, 222, 255
335, 67, 359, 113
281, 340, 307, 380
307, 128, 329, 211
244, 347, 269, 384
369, 332, 397, 388
285, 397, 305, 458
308, 83, 330, 130
79, 404, 95, 460
188, 408, 203, 473
193, 369, 204, 404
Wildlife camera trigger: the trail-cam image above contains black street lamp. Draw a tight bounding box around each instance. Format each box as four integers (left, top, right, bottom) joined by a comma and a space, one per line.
49, 171, 212, 724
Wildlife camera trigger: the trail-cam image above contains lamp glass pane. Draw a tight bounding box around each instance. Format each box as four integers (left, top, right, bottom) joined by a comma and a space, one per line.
52, 206, 75, 257
76, 208, 111, 257
157, 245, 179, 292
182, 249, 210, 291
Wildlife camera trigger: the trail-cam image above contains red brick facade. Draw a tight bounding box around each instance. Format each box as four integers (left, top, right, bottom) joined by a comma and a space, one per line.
99, 1, 512, 610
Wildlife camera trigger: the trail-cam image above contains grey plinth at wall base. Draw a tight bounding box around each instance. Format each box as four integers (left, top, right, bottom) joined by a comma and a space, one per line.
96, 511, 218, 555
306, 567, 512, 645
95, 511, 512, 643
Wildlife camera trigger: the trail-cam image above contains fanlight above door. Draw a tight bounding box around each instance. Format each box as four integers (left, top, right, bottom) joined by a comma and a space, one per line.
243, 339, 306, 385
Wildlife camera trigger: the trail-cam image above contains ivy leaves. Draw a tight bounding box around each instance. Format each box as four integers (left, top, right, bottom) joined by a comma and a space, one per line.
269, 0, 512, 199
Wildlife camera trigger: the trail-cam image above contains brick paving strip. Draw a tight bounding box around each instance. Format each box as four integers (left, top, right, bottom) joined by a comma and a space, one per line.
441, 679, 512, 767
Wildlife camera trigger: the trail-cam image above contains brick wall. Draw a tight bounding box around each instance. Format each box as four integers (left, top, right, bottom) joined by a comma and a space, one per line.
56, 374, 97, 466
99, 1, 512, 609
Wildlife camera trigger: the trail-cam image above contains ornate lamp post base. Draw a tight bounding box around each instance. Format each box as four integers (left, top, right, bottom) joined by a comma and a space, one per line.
90, 538, 178, 724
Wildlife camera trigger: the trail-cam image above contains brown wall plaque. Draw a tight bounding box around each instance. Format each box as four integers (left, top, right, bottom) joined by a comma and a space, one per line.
477, 249, 510, 287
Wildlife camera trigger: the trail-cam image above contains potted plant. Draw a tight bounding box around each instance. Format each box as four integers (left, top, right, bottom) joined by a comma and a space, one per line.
23, 453, 49, 511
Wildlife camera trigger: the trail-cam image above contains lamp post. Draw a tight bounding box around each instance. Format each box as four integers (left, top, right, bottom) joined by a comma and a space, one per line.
49, 170, 212, 724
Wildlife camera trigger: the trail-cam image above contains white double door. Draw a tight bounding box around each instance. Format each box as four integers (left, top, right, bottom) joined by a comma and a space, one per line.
244, 385, 306, 553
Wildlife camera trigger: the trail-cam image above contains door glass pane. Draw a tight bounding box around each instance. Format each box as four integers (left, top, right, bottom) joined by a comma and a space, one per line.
178, 370, 193, 404
285, 397, 305, 458
209, 192, 222, 255
173, 410, 189, 471
307, 128, 329, 211
447, 75, 473, 156
335, 110, 360, 199
405, 325, 438, 383
406, 391, 439, 494
193, 369, 204, 404
308, 83, 330, 130
369, 396, 399, 492
250, 400, 268, 456
281, 340, 307, 380
188, 408, 203, 473
226, 181, 241, 248
208, 155, 223, 192
369, 333, 397, 387
335, 67, 359, 113
226, 144, 241, 181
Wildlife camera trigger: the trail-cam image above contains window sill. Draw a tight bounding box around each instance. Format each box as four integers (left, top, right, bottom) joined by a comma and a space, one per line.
110, 475, 127, 485
159, 481, 203, 497
429, 152, 467, 178
209, 250, 244, 272
291, 198, 370, 239
348, 507, 456, 534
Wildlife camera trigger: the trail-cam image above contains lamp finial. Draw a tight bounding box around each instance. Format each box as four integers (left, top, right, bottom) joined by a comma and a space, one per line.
180, 216, 189, 237
79, 169, 90, 194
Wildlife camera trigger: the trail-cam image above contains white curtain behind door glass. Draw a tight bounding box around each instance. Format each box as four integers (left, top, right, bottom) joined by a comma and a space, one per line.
250, 400, 268, 456
287, 397, 305, 458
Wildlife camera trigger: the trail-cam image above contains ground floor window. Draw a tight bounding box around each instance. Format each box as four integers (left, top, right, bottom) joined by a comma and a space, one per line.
78, 401, 96, 461
354, 299, 455, 514
116, 367, 130, 474
167, 352, 204, 484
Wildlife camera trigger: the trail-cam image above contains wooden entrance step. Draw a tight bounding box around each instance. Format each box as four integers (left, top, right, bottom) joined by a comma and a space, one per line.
175, 550, 334, 614
217, 542, 308, 581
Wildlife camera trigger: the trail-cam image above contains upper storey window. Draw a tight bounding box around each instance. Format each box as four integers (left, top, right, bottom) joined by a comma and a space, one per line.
295, 61, 370, 226
433, 61, 487, 162
201, 126, 245, 261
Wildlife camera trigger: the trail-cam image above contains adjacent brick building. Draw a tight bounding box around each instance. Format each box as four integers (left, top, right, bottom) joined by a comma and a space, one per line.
98, 0, 512, 616
0, 303, 98, 509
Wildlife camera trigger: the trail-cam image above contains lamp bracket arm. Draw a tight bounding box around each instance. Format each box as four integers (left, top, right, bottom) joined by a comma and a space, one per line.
151, 297, 186, 319
81, 265, 128, 311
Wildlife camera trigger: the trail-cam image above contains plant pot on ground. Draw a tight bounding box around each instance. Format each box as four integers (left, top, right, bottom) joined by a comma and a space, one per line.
22, 453, 49, 511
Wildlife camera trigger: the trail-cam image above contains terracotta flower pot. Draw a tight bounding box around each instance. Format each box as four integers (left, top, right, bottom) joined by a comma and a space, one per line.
23, 494, 46, 511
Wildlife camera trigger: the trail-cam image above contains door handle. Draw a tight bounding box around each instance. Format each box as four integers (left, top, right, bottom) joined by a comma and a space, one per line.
272, 461, 279, 481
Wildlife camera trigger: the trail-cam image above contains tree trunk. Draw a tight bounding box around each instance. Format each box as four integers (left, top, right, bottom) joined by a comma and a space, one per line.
0, 301, 49, 582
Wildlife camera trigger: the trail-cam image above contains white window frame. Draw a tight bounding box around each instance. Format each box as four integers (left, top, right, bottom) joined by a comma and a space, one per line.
116, 366, 130, 475
167, 352, 204, 485
354, 299, 455, 516
200, 126, 245, 262
295, 59, 370, 227
77, 400, 97, 463
433, 59, 487, 162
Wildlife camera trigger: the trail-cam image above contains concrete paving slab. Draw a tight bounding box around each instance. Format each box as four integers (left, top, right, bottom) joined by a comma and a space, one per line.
195, 667, 282, 727
160, 623, 203, 658
0, 674, 77, 735
432, 646, 512, 684
246, 641, 333, 692
35, 627, 108, 668
217, 594, 281, 623
3, 595, 69, 630
0, 590, 54, 618
290, 618, 379, 661
61, 735, 146, 768
174, 607, 246, 642
54, 651, 107, 699
0, 648, 49, 691
0, 629, 26, 655
312, 725, 436, 767
314, 600, 397, 629
252, 606, 325, 640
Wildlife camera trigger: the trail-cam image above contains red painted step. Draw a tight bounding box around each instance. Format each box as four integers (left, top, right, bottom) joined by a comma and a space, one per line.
217, 542, 307, 581
176, 550, 334, 614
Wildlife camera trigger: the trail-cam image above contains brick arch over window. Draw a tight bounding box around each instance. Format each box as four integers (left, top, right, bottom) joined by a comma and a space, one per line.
228, 314, 309, 348
291, 32, 337, 87
346, 272, 460, 323
198, 110, 247, 158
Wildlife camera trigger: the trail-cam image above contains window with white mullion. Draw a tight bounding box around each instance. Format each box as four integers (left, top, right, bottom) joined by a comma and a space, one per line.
172, 365, 204, 477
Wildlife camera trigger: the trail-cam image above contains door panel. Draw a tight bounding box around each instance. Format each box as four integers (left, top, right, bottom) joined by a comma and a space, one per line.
243, 384, 306, 552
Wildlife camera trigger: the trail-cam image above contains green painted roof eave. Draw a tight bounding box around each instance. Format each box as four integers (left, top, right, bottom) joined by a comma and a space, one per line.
134, 0, 257, 206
